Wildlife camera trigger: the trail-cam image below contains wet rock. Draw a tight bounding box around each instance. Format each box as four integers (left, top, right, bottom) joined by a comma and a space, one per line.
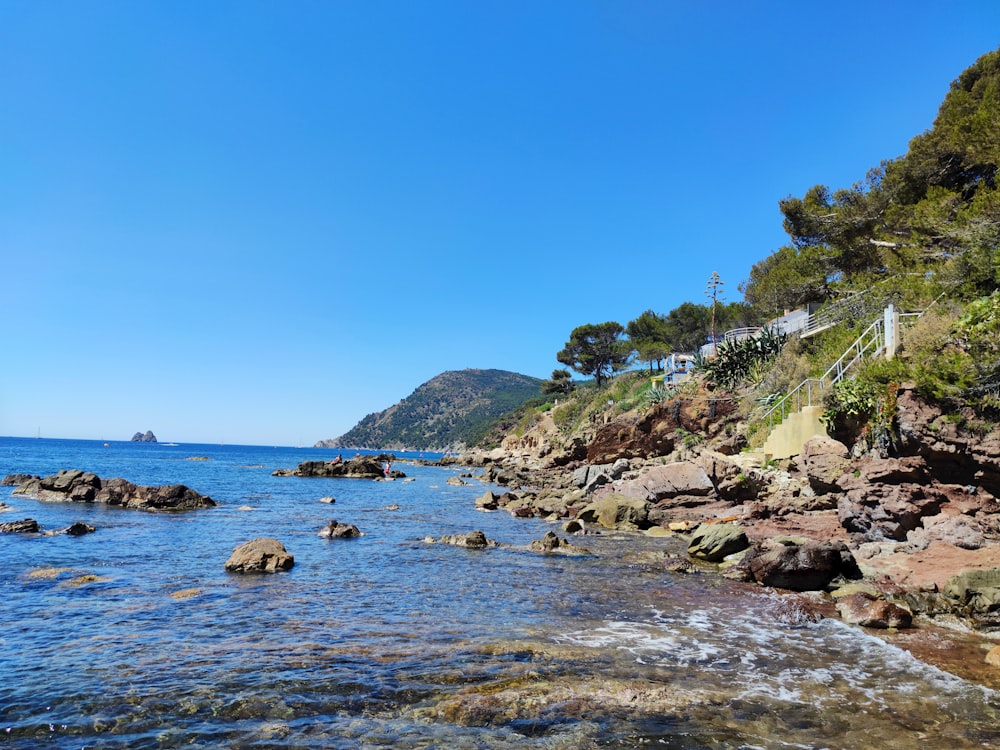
0, 518, 40, 533
687, 523, 749, 562
318, 520, 361, 539
532, 531, 562, 551
63, 521, 96, 536
738, 536, 861, 592
576, 493, 650, 531
475, 491, 500, 510
427, 530, 498, 549
942, 568, 1000, 628
836, 592, 913, 628
224, 537, 294, 573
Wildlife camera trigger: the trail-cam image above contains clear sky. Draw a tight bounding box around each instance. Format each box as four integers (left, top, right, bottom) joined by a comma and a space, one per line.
2, 1, 998, 447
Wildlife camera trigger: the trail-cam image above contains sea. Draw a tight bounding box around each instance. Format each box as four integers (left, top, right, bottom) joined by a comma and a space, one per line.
2, 436, 1000, 749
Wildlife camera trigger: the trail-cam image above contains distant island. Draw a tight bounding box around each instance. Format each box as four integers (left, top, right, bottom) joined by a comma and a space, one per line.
131, 431, 157, 443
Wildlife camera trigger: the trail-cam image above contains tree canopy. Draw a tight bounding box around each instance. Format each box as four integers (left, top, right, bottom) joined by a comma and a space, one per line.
626, 309, 671, 373
743, 47, 1000, 315
557, 322, 633, 386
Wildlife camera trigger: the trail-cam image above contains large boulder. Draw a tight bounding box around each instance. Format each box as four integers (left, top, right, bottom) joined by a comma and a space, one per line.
796, 436, 852, 494
576, 493, 650, 531
225, 538, 295, 573
687, 523, 749, 562
739, 536, 860, 592
612, 462, 714, 502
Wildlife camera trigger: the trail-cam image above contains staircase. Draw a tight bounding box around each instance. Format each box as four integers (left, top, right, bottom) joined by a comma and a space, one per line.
756, 305, 900, 460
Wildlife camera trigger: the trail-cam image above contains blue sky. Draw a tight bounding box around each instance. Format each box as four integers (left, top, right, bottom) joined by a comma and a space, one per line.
2, 1, 999, 446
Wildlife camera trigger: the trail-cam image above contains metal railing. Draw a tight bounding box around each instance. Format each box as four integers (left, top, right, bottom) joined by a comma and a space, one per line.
760, 317, 886, 429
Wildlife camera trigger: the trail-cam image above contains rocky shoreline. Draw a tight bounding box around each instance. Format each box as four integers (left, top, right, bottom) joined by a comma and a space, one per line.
443, 383, 1000, 654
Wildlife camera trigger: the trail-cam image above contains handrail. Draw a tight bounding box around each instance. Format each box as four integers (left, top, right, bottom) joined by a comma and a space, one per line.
760, 318, 884, 429
800, 291, 871, 337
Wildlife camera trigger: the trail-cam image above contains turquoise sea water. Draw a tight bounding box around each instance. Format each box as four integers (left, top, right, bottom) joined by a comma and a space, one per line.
2, 436, 1000, 749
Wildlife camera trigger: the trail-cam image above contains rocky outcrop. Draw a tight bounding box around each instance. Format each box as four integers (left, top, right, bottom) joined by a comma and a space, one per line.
586, 405, 677, 464
131, 431, 157, 443
62, 521, 96, 535
224, 538, 294, 573
0, 518, 40, 533
837, 457, 945, 541
273, 454, 405, 479
896, 384, 1000, 496
425, 530, 498, 549
9, 470, 215, 511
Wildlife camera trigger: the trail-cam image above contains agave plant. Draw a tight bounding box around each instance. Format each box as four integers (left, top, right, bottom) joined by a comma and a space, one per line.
704, 327, 788, 389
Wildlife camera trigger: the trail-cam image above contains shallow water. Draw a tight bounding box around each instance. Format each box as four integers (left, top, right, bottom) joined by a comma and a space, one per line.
2, 437, 999, 749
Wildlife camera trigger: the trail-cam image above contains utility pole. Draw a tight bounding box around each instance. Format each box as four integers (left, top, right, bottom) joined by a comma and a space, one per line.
705, 271, 725, 356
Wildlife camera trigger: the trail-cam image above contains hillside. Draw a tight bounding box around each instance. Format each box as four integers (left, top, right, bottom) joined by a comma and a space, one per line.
316, 369, 544, 452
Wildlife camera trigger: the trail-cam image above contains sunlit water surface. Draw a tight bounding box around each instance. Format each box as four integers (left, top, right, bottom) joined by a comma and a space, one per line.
2, 437, 999, 749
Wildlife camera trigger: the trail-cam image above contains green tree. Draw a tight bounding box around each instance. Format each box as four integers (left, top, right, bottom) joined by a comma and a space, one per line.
626, 309, 671, 373
663, 302, 711, 353
739, 244, 830, 317
541, 368, 575, 395
556, 322, 633, 386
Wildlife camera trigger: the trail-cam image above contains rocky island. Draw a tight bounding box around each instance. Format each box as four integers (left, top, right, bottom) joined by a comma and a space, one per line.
131, 431, 157, 443
272, 453, 405, 479
2, 469, 215, 511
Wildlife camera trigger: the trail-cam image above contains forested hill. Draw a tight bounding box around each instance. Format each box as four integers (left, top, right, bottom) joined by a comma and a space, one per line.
316, 369, 544, 452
